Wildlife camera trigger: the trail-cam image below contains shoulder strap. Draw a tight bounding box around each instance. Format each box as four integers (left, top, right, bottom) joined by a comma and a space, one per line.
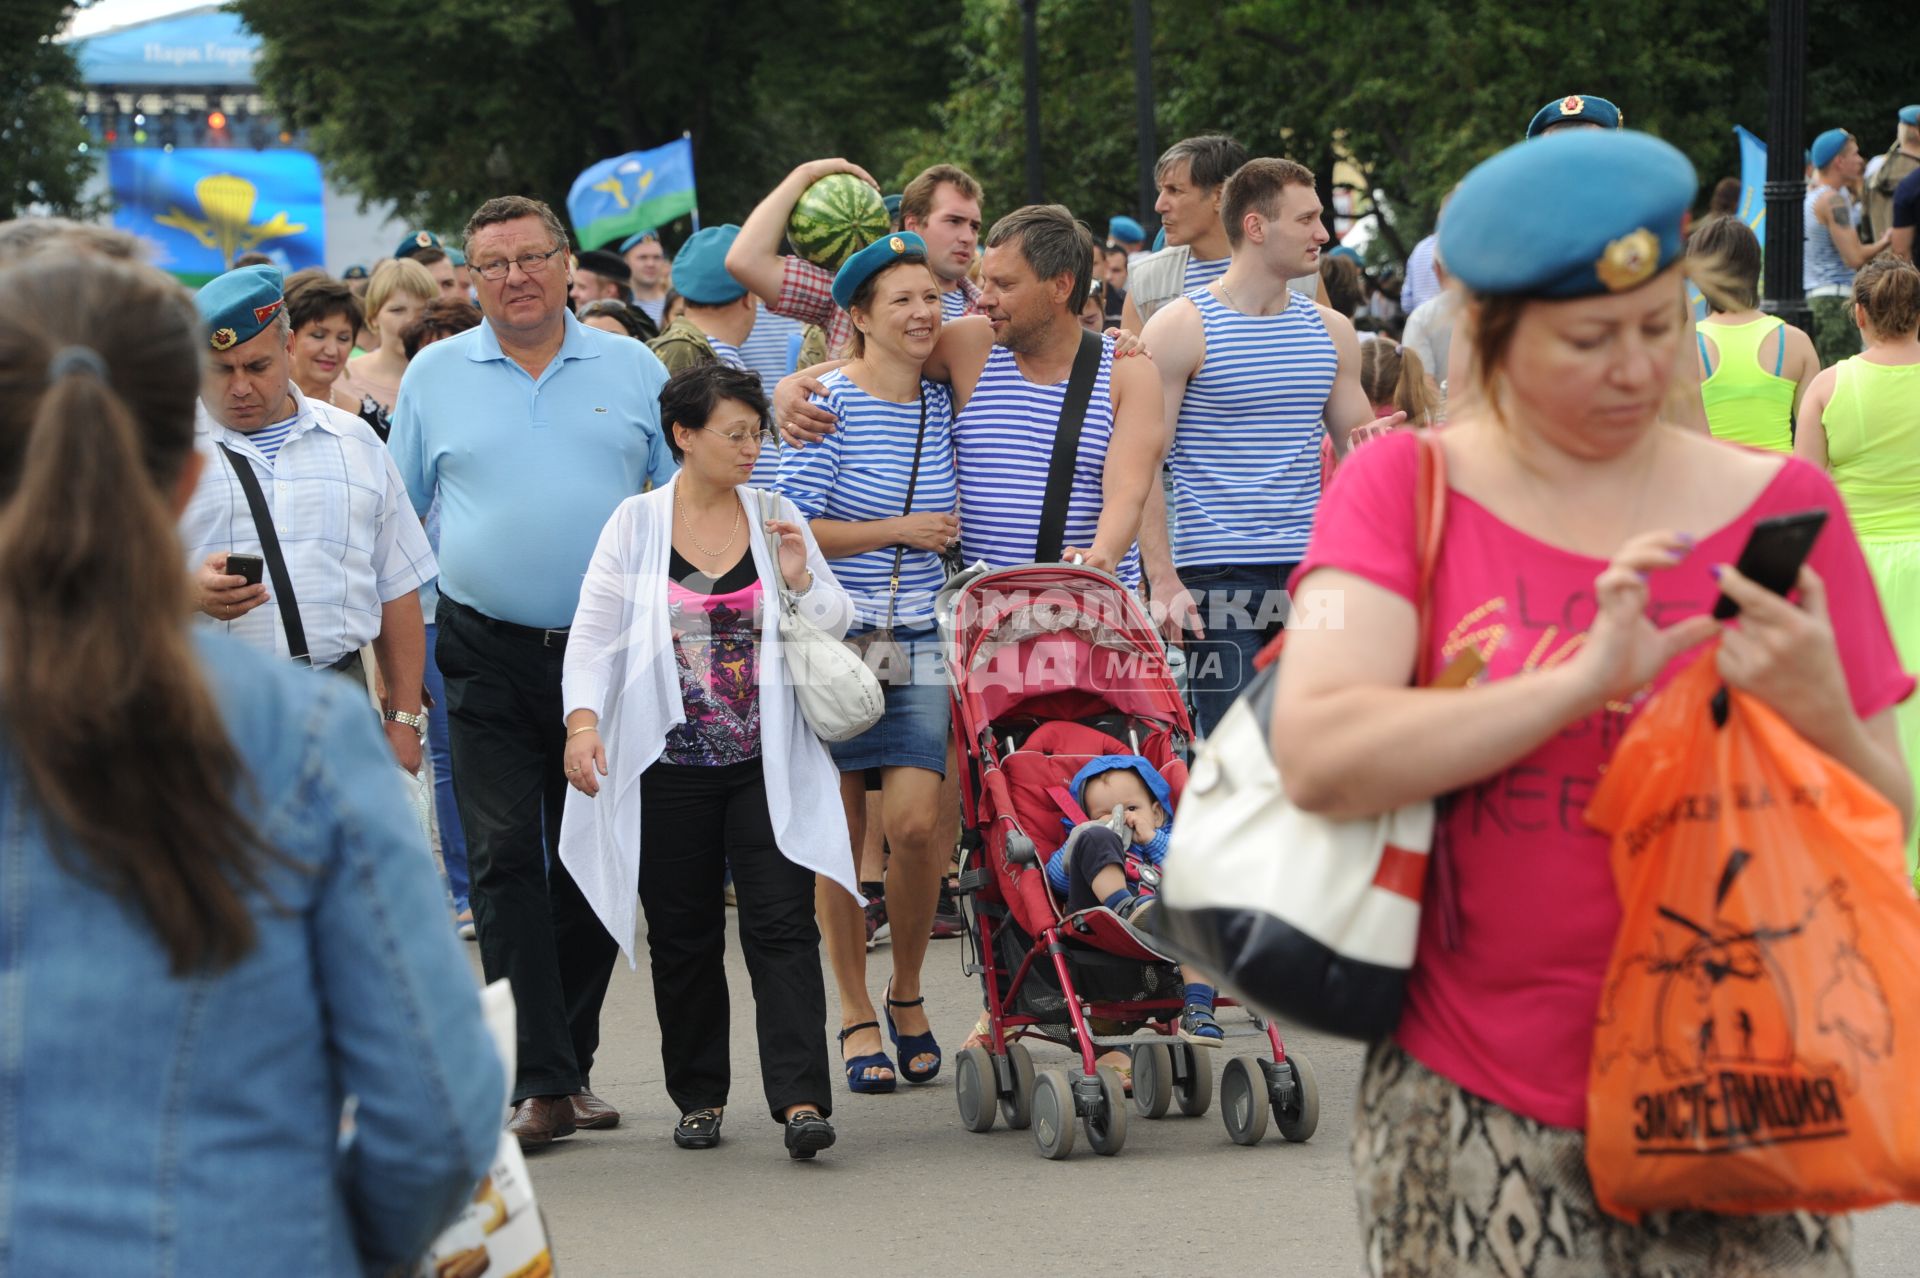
1034, 329, 1103, 564
1411, 432, 1449, 687
878, 390, 932, 630
219, 444, 311, 666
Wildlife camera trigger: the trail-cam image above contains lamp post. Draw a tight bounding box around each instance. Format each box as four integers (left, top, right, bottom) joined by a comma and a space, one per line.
1021, 0, 1044, 204
1760, 0, 1810, 334
1132, 0, 1156, 223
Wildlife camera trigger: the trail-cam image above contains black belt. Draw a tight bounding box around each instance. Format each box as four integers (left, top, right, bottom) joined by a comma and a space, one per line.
443, 595, 570, 648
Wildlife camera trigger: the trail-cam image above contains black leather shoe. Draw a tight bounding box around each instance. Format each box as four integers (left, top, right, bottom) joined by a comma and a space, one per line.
673, 1108, 724, 1149
783, 1108, 836, 1160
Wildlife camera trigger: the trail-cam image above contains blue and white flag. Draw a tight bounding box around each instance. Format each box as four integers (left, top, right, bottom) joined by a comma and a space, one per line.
568, 138, 698, 250
111, 148, 325, 286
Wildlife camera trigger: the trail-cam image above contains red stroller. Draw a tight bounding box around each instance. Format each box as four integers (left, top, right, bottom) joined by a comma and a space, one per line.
937, 564, 1319, 1158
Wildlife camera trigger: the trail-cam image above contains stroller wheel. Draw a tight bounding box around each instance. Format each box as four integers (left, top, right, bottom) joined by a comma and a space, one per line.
1084, 1065, 1129, 1156
1031, 1069, 1077, 1160
955, 1047, 997, 1134
999, 1041, 1036, 1130
1221, 1056, 1271, 1146
1171, 1042, 1214, 1117
1273, 1051, 1321, 1143
1132, 1042, 1174, 1119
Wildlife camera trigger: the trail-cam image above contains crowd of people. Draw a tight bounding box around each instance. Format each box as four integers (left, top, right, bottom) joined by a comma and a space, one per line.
3, 84, 1917, 1276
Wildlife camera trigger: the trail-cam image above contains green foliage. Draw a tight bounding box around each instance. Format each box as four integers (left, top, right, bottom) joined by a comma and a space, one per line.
0, 1, 100, 218
240, 0, 1909, 259
236, 0, 961, 240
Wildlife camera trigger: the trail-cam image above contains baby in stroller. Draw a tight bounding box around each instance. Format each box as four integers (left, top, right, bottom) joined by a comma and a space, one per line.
1044, 754, 1222, 1047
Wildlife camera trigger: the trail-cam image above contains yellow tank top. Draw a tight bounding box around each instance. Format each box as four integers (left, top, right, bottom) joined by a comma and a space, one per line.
1825, 357, 1920, 540
1700, 316, 1796, 453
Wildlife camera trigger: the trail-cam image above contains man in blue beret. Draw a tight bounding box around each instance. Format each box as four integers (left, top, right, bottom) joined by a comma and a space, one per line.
446, 244, 471, 295
395, 228, 442, 260
883, 192, 904, 230
1525, 93, 1624, 139
1108, 215, 1146, 254
619, 231, 672, 329
1864, 105, 1920, 244
388, 194, 676, 1149
1806, 127, 1893, 365
180, 264, 435, 775
647, 225, 756, 376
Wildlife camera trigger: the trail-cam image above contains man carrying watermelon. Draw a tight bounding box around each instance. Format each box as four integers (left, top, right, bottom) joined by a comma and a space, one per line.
728, 158, 989, 355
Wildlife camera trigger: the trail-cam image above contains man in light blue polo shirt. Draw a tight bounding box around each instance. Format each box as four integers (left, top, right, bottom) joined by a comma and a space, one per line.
389, 194, 674, 1150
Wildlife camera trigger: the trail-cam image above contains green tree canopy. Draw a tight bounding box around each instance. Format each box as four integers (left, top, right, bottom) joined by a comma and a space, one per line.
1, 1, 99, 218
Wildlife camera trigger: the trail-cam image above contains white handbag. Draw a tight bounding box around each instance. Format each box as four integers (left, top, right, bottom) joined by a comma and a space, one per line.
1155, 433, 1465, 1040
757, 491, 885, 743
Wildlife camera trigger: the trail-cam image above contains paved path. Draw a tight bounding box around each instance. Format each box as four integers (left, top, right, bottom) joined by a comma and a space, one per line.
486, 920, 1920, 1276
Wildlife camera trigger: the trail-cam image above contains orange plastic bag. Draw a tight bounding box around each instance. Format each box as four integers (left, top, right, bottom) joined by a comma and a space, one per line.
1585, 648, 1920, 1223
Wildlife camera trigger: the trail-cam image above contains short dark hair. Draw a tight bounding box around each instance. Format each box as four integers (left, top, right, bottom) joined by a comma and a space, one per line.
985, 204, 1095, 311
1686, 214, 1761, 311
411, 246, 449, 269
1319, 254, 1365, 317
575, 298, 650, 339
1708, 177, 1742, 217
232, 252, 273, 268
462, 195, 568, 258
900, 163, 984, 226
1221, 157, 1316, 246
658, 364, 771, 461
1154, 135, 1249, 192
284, 277, 364, 334
402, 296, 482, 359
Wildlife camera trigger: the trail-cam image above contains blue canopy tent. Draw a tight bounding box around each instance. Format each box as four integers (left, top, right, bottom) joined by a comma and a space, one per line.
74, 6, 260, 88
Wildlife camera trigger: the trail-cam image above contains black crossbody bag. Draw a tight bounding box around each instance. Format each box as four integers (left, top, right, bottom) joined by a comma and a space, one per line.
220, 444, 311, 666
1033, 328, 1103, 564
848, 388, 931, 687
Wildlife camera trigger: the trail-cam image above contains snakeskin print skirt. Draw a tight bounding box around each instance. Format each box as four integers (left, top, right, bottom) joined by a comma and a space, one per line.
1352, 1040, 1854, 1277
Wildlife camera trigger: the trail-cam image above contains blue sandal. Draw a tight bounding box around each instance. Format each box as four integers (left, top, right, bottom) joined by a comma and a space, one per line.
885, 984, 943, 1084
1178, 1003, 1224, 1049
838, 1021, 897, 1094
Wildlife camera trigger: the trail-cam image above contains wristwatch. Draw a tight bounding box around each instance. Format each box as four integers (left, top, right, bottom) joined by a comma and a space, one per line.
384, 708, 428, 733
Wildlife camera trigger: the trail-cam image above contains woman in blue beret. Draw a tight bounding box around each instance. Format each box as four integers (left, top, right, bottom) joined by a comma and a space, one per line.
1276, 130, 1912, 1273
776, 233, 960, 1094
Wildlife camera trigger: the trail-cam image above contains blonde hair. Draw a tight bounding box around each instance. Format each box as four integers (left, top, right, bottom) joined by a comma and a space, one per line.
363, 257, 437, 338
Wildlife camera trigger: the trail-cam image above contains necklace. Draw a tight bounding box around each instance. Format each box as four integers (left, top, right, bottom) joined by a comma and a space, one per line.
1216, 277, 1243, 314
676, 487, 741, 560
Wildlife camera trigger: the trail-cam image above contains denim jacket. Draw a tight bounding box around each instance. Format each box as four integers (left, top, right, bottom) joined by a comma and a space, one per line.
0, 634, 503, 1277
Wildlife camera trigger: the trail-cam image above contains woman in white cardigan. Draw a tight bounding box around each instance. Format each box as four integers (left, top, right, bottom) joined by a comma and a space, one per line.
560, 364, 862, 1160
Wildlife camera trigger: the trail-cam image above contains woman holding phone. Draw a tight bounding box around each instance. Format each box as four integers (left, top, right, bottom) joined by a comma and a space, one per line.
1276, 130, 1912, 1272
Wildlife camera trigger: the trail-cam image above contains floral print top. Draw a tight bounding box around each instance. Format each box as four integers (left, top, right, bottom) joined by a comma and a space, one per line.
662, 548, 763, 766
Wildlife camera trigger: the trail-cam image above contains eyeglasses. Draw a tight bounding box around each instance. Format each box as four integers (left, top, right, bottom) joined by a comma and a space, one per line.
709, 426, 775, 449
473, 245, 566, 282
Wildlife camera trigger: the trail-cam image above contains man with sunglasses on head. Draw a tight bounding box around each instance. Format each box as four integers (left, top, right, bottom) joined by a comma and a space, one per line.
388, 195, 677, 1151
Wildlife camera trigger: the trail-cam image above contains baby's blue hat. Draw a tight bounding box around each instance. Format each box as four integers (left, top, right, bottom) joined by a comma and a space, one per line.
1070, 755, 1172, 816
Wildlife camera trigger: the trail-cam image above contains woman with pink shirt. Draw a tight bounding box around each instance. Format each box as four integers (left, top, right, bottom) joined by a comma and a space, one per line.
1278, 131, 1912, 1273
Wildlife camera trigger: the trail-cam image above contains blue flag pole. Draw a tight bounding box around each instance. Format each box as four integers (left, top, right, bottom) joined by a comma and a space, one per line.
685, 132, 700, 233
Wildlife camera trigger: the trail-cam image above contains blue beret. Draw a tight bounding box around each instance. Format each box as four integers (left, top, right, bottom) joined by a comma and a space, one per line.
672, 224, 746, 305
395, 229, 442, 258
1902, 105, 1920, 126
1440, 130, 1695, 300
618, 230, 660, 252
1526, 93, 1623, 139
195, 264, 287, 352
1810, 128, 1851, 169
831, 232, 928, 311
1108, 215, 1145, 244
1069, 755, 1172, 817
1151, 226, 1166, 252
445, 246, 466, 266
341, 264, 369, 281
883, 193, 904, 219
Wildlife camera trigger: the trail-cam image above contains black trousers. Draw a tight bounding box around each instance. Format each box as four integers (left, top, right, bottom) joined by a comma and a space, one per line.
1062, 825, 1134, 914
436, 596, 617, 1103
640, 757, 832, 1124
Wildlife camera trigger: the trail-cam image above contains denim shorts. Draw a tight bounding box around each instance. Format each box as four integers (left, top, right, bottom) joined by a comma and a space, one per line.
829, 624, 951, 775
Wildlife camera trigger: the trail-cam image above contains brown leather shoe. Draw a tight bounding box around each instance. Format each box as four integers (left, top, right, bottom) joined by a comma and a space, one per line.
570, 1088, 621, 1130
509, 1095, 577, 1149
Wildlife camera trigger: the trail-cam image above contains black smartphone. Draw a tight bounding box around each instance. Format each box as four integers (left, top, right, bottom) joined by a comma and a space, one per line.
1711, 509, 1827, 620
226, 552, 265, 587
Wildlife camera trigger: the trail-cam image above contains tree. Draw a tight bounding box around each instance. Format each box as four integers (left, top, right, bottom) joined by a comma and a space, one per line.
0, 1, 99, 218
237, 0, 962, 243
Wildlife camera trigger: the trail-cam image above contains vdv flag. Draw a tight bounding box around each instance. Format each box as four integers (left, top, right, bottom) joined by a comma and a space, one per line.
568, 138, 697, 250
1735, 124, 1768, 241
111, 148, 325, 287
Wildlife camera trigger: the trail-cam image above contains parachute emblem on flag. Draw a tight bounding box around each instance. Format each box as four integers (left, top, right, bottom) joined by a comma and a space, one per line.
153, 173, 308, 269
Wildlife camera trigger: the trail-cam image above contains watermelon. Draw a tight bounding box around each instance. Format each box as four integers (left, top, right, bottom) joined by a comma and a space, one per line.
787, 174, 891, 271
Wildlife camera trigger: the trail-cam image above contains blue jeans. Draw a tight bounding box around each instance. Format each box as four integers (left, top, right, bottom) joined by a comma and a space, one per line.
1179, 561, 1296, 738
423, 622, 469, 912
